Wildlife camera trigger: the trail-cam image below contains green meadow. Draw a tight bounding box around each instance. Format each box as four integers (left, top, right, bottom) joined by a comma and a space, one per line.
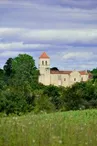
0, 109, 97, 146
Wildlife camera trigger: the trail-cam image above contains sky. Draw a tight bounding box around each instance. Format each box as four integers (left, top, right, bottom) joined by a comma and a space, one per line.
0, 0, 97, 70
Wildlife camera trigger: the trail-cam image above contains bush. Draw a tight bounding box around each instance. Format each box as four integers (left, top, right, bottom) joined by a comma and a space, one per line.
34, 95, 55, 113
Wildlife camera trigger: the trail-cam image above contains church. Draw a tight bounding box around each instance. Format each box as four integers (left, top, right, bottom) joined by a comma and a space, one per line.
38, 52, 91, 87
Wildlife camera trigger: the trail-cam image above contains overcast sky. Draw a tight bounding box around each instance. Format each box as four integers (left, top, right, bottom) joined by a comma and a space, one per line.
0, 0, 97, 70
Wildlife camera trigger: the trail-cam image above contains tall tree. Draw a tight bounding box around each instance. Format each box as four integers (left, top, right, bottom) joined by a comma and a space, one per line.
3, 58, 13, 77
0, 69, 5, 90
11, 54, 39, 87
91, 68, 97, 80
0, 69, 4, 79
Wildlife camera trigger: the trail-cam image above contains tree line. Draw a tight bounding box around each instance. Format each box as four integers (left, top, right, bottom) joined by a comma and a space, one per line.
0, 54, 97, 115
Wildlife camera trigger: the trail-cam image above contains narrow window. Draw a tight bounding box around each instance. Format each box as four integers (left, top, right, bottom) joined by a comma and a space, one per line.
64, 78, 66, 81
42, 61, 44, 65
45, 61, 47, 65
74, 78, 76, 81
81, 77, 83, 81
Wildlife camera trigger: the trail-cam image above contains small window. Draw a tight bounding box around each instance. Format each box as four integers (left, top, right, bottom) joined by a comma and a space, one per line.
81, 77, 83, 81
74, 78, 76, 81
42, 61, 44, 65
45, 61, 47, 65
64, 78, 66, 81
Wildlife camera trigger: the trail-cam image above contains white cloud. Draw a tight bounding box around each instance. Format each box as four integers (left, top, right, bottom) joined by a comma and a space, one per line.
22, 29, 97, 43
0, 28, 97, 44
50, 51, 97, 70
63, 52, 94, 60
0, 1, 97, 29
0, 51, 28, 58
0, 42, 52, 51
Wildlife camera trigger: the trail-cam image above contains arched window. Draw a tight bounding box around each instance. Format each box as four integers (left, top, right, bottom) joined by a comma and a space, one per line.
42, 61, 44, 65
45, 61, 47, 65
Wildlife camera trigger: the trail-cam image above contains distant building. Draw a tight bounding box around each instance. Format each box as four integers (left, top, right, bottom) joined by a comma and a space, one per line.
38, 52, 92, 87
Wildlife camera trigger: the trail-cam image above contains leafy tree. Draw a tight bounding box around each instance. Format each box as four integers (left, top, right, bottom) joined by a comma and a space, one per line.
51, 67, 59, 71
91, 68, 97, 80
0, 88, 29, 115
63, 82, 86, 110
3, 58, 13, 85
0, 69, 4, 78
3, 58, 13, 77
43, 85, 61, 110
0, 69, 5, 90
34, 95, 55, 113
11, 54, 39, 87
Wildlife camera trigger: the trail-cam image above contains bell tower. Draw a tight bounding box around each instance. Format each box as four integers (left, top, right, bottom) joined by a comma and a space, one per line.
38, 52, 50, 85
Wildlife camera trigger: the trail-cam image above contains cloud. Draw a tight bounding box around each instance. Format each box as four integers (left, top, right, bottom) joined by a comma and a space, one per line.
50, 51, 97, 70
0, 0, 97, 70
1, 0, 97, 9
59, 0, 97, 9
22, 29, 97, 44
63, 52, 95, 60
0, 51, 24, 58
0, 1, 97, 29
0, 28, 97, 44
0, 42, 52, 51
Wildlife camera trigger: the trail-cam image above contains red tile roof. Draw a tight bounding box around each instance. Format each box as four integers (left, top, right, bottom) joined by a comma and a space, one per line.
50, 70, 72, 74
50, 70, 89, 75
39, 52, 50, 59
79, 71, 88, 75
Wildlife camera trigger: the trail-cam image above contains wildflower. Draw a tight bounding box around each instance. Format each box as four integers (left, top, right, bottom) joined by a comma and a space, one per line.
59, 140, 62, 144
33, 140, 35, 143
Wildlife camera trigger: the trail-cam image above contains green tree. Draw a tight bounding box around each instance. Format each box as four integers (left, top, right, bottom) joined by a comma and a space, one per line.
0, 69, 4, 78
51, 67, 59, 71
3, 58, 13, 77
0, 88, 28, 115
3, 58, 13, 84
0, 69, 5, 90
43, 85, 61, 110
34, 94, 55, 113
91, 68, 97, 80
63, 82, 86, 110
11, 54, 39, 87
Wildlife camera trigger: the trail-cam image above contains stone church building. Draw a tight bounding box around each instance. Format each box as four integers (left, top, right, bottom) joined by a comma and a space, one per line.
38, 52, 91, 87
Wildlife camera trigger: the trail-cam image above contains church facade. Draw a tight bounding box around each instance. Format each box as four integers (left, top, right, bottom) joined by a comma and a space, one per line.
38, 52, 91, 87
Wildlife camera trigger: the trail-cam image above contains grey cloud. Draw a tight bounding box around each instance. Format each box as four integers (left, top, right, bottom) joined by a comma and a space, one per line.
1, 28, 97, 44
0, 0, 97, 70
0, 2, 97, 29
8, 0, 97, 9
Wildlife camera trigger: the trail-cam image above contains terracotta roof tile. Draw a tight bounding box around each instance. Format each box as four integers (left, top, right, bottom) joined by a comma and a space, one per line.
50, 70, 72, 74
50, 70, 90, 75
79, 71, 88, 75
39, 52, 50, 59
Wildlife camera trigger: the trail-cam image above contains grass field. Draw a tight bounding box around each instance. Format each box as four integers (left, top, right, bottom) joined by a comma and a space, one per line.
0, 109, 97, 146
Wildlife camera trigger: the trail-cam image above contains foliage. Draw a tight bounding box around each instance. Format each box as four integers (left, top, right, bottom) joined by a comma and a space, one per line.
11, 54, 39, 87
50, 67, 59, 71
0, 69, 4, 78
3, 58, 13, 77
0, 53, 97, 115
34, 95, 55, 113
91, 68, 97, 80
0, 54, 39, 114
43, 85, 62, 110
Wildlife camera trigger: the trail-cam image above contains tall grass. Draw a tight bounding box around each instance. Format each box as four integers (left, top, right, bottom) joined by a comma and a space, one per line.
0, 109, 97, 146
